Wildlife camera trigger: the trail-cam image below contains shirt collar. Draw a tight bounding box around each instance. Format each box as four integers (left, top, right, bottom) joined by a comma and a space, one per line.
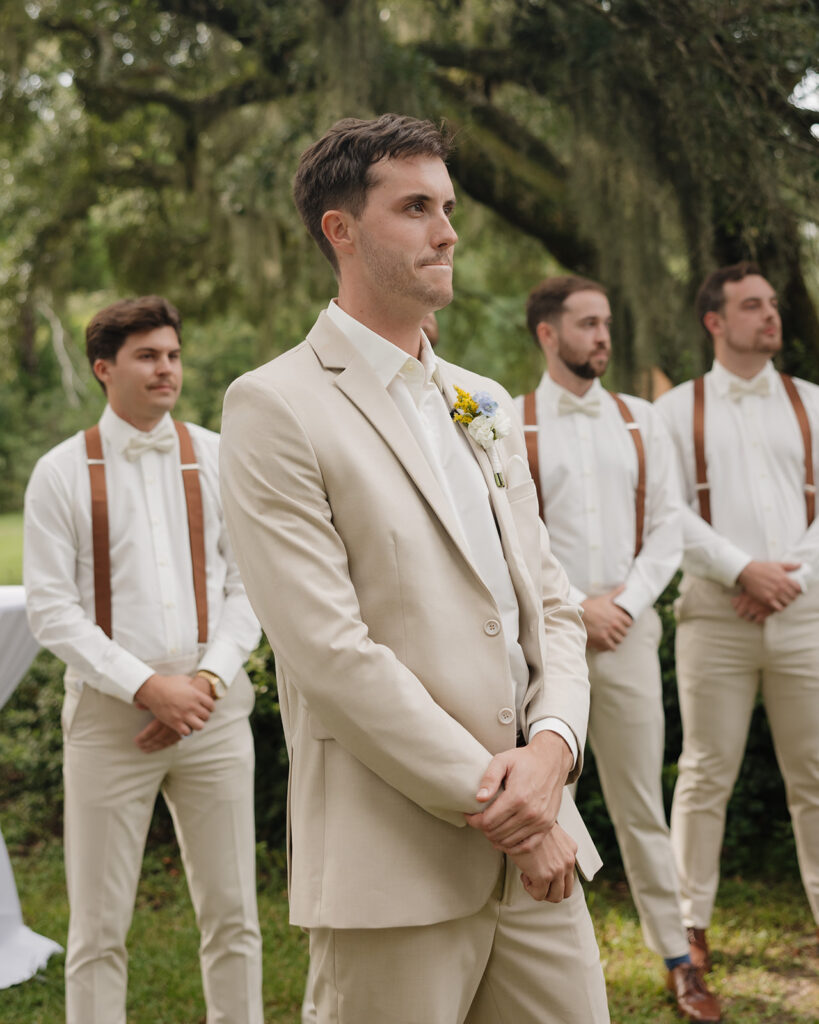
325, 299, 441, 395
539, 372, 604, 411
99, 404, 174, 456
710, 358, 776, 397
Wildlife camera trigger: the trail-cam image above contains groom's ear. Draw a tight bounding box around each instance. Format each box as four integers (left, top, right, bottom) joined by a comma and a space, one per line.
321, 209, 356, 258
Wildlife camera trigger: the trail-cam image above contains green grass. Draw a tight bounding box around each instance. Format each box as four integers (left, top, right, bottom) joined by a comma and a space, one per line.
0, 512, 23, 585
3, 840, 307, 1023
3, 841, 817, 1022
590, 876, 818, 1022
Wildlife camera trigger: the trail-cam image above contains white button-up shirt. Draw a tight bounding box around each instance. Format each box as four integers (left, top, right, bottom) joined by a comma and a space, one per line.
24, 405, 261, 703
654, 359, 819, 589
514, 375, 682, 618
326, 301, 576, 757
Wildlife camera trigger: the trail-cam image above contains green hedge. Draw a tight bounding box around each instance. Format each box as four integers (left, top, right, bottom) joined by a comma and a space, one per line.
0, 597, 798, 881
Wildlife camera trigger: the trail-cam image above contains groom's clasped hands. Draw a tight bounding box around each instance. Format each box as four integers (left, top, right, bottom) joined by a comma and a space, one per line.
465, 730, 578, 904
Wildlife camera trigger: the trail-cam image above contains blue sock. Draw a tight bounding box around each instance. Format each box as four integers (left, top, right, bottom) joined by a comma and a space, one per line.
665, 954, 692, 970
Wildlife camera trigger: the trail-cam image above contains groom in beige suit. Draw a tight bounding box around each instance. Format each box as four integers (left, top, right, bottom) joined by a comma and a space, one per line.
220, 114, 609, 1023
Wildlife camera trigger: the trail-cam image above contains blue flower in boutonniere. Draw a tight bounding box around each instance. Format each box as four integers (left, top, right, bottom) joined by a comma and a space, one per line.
450, 386, 511, 487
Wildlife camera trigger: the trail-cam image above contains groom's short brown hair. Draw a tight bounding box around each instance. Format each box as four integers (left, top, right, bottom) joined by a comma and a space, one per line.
293, 113, 452, 273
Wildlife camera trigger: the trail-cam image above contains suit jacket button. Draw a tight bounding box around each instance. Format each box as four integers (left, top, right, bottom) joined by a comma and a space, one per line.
484, 619, 501, 636
497, 707, 515, 725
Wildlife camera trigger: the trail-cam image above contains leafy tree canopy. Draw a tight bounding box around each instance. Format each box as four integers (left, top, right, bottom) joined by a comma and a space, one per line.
1, 0, 818, 507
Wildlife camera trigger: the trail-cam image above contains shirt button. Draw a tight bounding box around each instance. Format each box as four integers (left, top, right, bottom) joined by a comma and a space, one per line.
484, 619, 501, 636
497, 707, 515, 726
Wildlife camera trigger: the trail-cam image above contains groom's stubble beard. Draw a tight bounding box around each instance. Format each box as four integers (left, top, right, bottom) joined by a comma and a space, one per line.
358, 232, 454, 313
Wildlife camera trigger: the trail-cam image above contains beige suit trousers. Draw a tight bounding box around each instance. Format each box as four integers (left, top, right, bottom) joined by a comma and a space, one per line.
62, 667, 263, 1024
583, 607, 688, 959
672, 577, 819, 928
308, 856, 609, 1024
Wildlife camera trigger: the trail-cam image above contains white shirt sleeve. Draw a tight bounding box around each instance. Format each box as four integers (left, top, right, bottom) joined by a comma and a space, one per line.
613, 405, 683, 619
24, 450, 156, 703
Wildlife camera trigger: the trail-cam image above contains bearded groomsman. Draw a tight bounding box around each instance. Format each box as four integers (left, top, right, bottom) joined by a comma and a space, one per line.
518, 275, 721, 1022
655, 262, 819, 970
24, 296, 263, 1024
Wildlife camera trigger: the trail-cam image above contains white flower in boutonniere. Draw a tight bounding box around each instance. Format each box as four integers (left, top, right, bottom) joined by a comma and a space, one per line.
450, 386, 511, 487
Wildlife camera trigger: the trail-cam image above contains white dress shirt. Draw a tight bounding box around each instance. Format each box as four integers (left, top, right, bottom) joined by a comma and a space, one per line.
655, 360, 819, 590
514, 375, 683, 619
326, 301, 577, 758
24, 405, 261, 703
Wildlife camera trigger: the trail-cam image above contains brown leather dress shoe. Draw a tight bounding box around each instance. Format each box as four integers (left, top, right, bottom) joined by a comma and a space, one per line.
666, 963, 721, 1022
687, 926, 712, 972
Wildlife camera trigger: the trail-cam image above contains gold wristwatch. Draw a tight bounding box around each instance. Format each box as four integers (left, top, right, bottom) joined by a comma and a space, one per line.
197, 669, 226, 700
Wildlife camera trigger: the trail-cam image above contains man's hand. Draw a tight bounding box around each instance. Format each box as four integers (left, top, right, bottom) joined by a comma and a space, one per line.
731, 590, 774, 625
511, 824, 577, 903
582, 586, 633, 652
737, 560, 802, 611
134, 718, 183, 754
465, 731, 573, 851
133, 674, 214, 736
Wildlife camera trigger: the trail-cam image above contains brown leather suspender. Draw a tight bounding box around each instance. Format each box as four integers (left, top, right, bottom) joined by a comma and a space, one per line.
84, 425, 112, 638
174, 421, 209, 642
693, 376, 711, 523
522, 391, 545, 519
522, 390, 646, 556
692, 373, 815, 527
610, 393, 646, 557
84, 421, 208, 641
780, 374, 816, 526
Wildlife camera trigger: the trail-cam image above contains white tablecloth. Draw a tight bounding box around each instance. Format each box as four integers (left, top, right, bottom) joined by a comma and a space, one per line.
0, 585, 63, 988
0, 586, 41, 711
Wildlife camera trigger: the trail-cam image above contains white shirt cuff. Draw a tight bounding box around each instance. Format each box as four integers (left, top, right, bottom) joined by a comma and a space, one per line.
197, 637, 247, 689
97, 648, 156, 703
613, 579, 652, 621
569, 584, 587, 607
528, 717, 579, 768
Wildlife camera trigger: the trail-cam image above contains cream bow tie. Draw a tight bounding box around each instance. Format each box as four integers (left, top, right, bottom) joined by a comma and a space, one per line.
122, 424, 176, 461
727, 375, 771, 401
557, 391, 602, 417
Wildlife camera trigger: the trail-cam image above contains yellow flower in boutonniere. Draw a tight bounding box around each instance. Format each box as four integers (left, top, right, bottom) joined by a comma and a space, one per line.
450, 387, 511, 487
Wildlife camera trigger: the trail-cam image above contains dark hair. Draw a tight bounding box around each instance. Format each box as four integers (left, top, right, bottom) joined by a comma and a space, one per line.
293, 113, 452, 272
696, 261, 763, 330
525, 275, 607, 345
86, 296, 181, 391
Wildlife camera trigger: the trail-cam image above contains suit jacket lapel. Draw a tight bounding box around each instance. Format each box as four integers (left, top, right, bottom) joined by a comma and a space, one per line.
438, 364, 542, 640
307, 316, 485, 588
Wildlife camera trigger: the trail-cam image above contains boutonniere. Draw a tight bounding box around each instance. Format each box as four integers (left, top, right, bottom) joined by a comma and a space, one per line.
450, 386, 511, 487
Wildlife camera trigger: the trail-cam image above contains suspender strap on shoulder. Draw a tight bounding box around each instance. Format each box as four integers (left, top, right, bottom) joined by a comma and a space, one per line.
610, 393, 646, 557
780, 373, 816, 526
174, 421, 209, 644
85, 421, 209, 644
692, 376, 711, 524
522, 392, 545, 520
85, 425, 113, 638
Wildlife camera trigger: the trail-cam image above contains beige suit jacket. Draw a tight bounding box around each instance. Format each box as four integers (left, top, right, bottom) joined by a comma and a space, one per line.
220, 312, 599, 929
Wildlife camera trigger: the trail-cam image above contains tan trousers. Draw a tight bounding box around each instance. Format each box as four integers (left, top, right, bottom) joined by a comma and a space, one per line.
62, 666, 263, 1024
672, 576, 819, 928
583, 607, 688, 960
308, 857, 609, 1024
